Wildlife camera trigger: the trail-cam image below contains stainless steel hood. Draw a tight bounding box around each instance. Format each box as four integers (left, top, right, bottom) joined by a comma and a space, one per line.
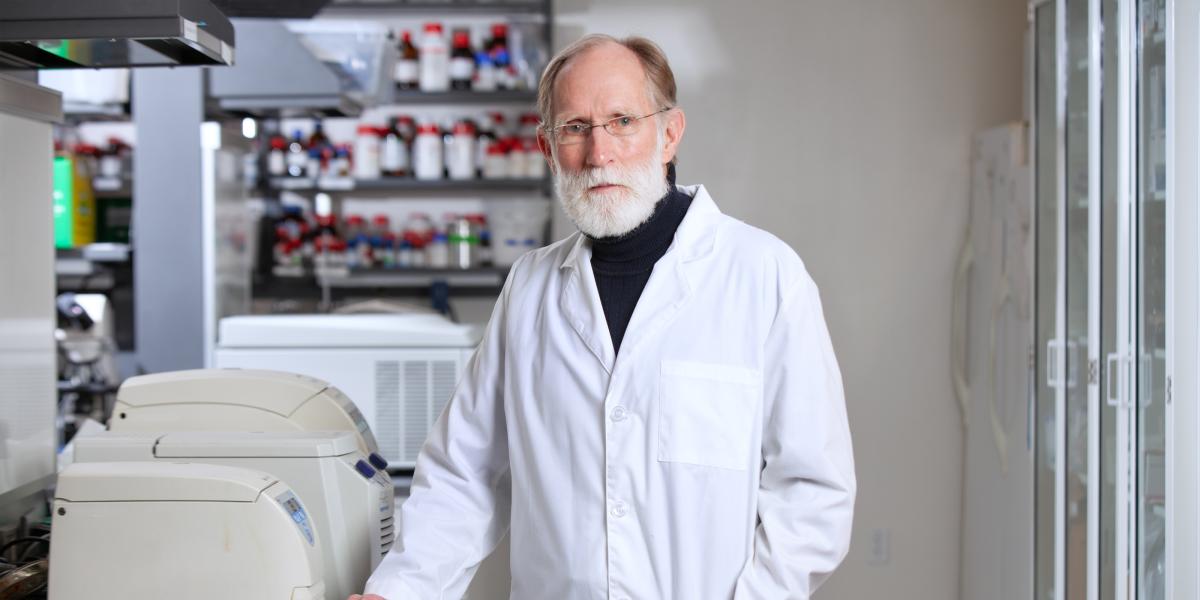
0, 0, 235, 69
206, 19, 362, 118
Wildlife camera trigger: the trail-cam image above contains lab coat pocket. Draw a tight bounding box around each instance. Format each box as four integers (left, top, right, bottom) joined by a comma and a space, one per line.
658, 360, 762, 471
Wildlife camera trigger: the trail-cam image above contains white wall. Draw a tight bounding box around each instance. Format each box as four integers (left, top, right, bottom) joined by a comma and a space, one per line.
551, 1, 1026, 598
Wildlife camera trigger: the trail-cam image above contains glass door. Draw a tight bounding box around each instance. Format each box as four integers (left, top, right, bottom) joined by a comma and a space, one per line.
1097, 0, 1122, 597
1133, 0, 1167, 596
1034, 2, 1065, 599
1064, 0, 1094, 596
1032, 0, 1172, 597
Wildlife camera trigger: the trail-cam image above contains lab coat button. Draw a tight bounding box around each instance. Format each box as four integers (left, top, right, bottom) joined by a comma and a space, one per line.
610, 501, 627, 518
610, 406, 627, 422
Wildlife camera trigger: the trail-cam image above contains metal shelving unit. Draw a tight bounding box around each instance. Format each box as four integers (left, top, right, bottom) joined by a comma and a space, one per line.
253, 0, 553, 308
254, 267, 510, 304
268, 176, 549, 193
389, 90, 537, 104
322, 0, 550, 16
323, 267, 508, 288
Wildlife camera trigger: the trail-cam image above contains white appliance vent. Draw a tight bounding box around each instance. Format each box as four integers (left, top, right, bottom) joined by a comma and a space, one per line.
370, 359, 462, 465
374, 361, 402, 461
403, 361, 430, 462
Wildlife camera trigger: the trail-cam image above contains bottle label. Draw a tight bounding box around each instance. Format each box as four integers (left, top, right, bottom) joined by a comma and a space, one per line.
268, 151, 287, 176
382, 138, 409, 172
395, 60, 419, 84
420, 47, 449, 92
415, 136, 444, 180
449, 57, 474, 81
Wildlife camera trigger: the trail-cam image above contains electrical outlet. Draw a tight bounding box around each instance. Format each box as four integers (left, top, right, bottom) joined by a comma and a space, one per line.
868, 528, 891, 566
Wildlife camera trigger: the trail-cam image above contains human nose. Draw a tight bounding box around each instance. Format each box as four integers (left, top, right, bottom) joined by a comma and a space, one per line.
584, 124, 617, 167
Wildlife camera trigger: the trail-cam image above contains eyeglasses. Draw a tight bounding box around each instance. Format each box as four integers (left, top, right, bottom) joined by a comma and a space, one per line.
548, 108, 671, 145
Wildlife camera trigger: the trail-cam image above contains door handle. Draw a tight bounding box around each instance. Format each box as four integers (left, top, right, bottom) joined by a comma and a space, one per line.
1106, 352, 1130, 408
1046, 340, 1062, 388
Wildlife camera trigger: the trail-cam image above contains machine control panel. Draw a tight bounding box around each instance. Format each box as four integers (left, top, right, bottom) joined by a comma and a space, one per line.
275, 490, 315, 546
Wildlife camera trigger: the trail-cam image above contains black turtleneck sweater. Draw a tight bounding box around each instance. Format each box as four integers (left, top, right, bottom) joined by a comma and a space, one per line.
590, 163, 692, 354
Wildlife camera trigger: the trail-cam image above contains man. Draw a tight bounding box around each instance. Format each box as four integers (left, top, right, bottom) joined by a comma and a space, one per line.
352, 34, 855, 600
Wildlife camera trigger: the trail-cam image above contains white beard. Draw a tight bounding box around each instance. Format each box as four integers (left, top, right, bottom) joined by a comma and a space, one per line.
552, 133, 670, 239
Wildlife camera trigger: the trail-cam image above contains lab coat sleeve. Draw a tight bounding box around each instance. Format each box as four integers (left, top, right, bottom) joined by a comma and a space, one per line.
363, 268, 516, 600
732, 273, 856, 600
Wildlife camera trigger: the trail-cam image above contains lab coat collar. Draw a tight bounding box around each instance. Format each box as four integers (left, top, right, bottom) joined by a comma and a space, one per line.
558, 184, 722, 373
558, 184, 721, 272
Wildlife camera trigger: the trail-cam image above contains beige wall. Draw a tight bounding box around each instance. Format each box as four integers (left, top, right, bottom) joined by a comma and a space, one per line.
551, 1, 1026, 597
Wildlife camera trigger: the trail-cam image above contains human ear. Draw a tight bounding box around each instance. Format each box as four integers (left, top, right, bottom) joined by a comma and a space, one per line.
660, 108, 686, 165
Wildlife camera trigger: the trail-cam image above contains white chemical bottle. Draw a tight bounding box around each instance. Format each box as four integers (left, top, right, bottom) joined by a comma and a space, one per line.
414, 124, 444, 180
419, 23, 449, 93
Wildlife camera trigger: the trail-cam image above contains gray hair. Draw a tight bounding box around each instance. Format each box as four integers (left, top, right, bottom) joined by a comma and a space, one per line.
536, 34, 678, 129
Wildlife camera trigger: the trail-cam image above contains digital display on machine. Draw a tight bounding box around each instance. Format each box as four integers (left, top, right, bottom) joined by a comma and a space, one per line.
275, 490, 315, 546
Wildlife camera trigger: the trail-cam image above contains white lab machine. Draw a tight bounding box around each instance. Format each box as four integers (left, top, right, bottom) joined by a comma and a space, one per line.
0, 74, 61, 529
108, 368, 389, 467
49, 461, 326, 600
73, 430, 394, 600
214, 313, 483, 467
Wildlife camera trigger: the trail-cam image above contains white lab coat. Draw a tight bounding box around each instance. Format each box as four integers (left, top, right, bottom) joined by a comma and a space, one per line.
365, 184, 856, 600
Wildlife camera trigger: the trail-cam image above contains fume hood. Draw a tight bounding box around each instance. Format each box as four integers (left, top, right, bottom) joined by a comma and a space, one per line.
0, 0, 236, 69
206, 18, 390, 118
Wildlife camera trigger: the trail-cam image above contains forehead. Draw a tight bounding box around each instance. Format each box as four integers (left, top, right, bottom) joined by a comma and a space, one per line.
553, 42, 651, 118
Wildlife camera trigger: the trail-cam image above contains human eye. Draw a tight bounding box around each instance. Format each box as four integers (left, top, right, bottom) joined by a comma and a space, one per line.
612, 116, 635, 129
561, 123, 589, 135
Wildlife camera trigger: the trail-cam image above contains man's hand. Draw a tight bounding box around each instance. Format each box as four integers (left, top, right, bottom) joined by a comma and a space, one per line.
347, 595, 386, 600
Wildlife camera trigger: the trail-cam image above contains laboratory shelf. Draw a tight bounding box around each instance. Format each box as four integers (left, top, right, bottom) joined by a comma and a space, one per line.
388, 89, 538, 104
254, 267, 510, 300
322, 0, 549, 15
321, 267, 510, 288
267, 176, 549, 194
56, 245, 132, 293
63, 101, 129, 123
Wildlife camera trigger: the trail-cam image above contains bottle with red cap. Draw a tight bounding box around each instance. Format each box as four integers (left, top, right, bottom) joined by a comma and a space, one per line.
488, 23, 508, 59
381, 118, 409, 178
449, 29, 475, 91
447, 120, 477, 180
489, 23, 512, 90
267, 135, 287, 177
473, 50, 496, 92
394, 30, 420, 90
419, 22, 449, 92
516, 114, 542, 179
517, 113, 540, 140
414, 123, 444, 180
525, 138, 546, 179
404, 212, 435, 246
475, 113, 496, 178
488, 112, 509, 138
502, 136, 524, 178
482, 140, 509, 180
99, 137, 130, 179
314, 214, 340, 248
354, 125, 382, 179
371, 214, 396, 269
343, 214, 366, 244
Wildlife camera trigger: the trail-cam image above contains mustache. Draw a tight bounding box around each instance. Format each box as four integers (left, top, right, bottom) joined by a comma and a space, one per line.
559, 166, 637, 191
